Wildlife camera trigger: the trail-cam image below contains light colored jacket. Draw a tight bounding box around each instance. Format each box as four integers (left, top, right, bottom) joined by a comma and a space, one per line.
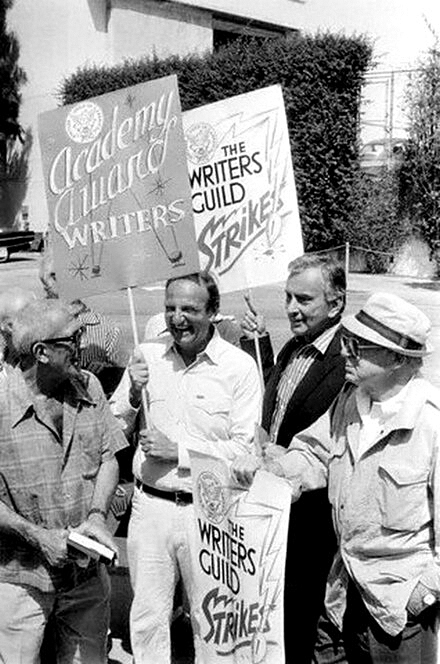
277, 375, 440, 635
325, 377, 440, 635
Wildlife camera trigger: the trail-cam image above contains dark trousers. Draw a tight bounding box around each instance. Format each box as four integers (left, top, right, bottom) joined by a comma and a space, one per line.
284, 489, 337, 664
314, 581, 438, 664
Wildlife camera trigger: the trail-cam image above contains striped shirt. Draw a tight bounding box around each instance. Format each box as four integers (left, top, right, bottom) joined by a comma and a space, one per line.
269, 324, 340, 443
77, 305, 121, 371
0, 364, 127, 592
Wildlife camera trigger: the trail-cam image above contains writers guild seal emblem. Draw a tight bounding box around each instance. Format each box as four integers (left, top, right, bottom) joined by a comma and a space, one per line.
197, 471, 227, 524
65, 101, 104, 144
185, 122, 217, 165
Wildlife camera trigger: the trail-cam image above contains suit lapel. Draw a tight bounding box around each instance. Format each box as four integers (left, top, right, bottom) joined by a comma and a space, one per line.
276, 330, 343, 445
288, 333, 342, 410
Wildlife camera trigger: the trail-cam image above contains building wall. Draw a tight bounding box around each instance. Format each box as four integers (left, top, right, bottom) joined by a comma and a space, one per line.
7, 0, 215, 231
9, 1, 110, 231
110, 0, 212, 61
171, 0, 300, 29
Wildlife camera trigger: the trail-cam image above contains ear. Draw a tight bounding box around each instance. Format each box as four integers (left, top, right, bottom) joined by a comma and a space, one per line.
32, 341, 50, 364
327, 296, 344, 321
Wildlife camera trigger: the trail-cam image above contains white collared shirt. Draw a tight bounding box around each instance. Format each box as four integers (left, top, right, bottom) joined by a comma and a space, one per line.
110, 329, 262, 492
355, 383, 410, 460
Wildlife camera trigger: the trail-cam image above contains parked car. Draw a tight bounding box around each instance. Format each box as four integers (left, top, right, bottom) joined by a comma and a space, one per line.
360, 137, 406, 176
0, 228, 36, 263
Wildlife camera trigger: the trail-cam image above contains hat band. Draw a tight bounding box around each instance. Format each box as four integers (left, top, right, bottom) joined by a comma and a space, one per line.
355, 310, 424, 351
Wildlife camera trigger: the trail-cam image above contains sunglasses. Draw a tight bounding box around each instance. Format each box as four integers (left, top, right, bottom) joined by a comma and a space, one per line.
40, 327, 85, 349
341, 334, 381, 360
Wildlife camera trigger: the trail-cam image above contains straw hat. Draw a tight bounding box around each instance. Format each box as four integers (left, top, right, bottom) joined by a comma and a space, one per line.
342, 292, 432, 357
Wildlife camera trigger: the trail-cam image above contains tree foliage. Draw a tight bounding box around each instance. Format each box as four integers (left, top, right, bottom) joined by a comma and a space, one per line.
0, 0, 27, 175
399, 43, 440, 252
61, 32, 372, 252
348, 171, 411, 272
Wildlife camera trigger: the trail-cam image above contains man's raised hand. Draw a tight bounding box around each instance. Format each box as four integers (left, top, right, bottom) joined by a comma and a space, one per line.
241, 294, 266, 339
128, 346, 149, 408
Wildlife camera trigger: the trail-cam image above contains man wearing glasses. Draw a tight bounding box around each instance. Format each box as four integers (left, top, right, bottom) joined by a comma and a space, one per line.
236, 292, 440, 664
0, 298, 127, 663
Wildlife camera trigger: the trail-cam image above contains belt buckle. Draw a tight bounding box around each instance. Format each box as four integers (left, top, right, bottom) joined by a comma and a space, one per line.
175, 491, 189, 506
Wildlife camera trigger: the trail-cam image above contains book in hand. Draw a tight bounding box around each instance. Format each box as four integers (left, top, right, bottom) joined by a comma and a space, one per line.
67, 531, 116, 566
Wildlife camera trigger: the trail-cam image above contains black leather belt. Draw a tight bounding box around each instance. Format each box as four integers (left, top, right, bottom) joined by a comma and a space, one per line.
135, 478, 193, 504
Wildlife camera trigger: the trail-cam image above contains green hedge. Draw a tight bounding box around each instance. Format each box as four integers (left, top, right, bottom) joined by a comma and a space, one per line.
60, 32, 372, 252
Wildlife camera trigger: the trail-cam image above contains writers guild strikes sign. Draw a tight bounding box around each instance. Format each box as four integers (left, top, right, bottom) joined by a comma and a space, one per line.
189, 451, 291, 663
38, 75, 199, 298
183, 86, 303, 293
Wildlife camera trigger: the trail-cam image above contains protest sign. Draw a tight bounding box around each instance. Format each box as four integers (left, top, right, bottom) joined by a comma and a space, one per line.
183, 86, 303, 293
38, 75, 199, 299
189, 450, 291, 663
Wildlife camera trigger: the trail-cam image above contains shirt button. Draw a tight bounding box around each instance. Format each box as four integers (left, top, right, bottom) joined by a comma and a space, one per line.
340, 504, 344, 510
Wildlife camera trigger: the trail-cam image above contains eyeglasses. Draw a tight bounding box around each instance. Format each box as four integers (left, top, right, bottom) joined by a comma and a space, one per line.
341, 334, 381, 360
40, 327, 85, 349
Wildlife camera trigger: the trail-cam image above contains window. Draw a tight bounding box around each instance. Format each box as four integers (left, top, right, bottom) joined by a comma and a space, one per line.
212, 15, 295, 50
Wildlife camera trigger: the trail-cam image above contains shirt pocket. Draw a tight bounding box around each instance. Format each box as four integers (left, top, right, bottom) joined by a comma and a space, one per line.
147, 392, 168, 421
378, 462, 431, 531
187, 396, 231, 438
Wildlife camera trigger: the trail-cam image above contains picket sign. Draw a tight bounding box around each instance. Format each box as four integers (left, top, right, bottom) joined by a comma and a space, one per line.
189, 450, 291, 663
38, 75, 200, 301
182, 84, 304, 294
38, 75, 200, 428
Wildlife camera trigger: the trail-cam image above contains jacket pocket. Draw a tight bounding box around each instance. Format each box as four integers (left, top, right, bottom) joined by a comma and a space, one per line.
378, 462, 431, 531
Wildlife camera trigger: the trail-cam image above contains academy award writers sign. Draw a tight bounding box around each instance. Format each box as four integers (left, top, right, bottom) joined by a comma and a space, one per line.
189, 450, 291, 663
183, 86, 303, 293
38, 75, 199, 298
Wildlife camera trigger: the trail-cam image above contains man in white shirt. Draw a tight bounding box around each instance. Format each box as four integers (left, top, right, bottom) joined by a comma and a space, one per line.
110, 271, 261, 664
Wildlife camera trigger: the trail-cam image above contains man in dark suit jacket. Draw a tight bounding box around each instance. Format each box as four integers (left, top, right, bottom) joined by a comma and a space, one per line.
236, 254, 347, 664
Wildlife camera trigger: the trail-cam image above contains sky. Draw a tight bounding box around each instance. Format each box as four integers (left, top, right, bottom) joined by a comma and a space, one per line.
293, 0, 440, 142
296, 0, 440, 70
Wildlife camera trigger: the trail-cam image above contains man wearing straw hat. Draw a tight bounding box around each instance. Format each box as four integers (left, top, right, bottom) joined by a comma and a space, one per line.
238, 292, 440, 663
239, 253, 347, 663
110, 270, 262, 664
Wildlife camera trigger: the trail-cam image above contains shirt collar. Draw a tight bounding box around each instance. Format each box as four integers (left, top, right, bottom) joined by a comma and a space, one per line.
6, 365, 95, 427
305, 322, 340, 356
355, 373, 438, 432
78, 308, 100, 326
164, 326, 222, 365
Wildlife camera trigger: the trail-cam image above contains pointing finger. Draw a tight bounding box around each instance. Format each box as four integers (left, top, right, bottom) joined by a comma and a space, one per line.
244, 293, 258, 317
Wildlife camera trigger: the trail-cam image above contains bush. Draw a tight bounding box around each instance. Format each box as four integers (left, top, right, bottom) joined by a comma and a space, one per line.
347, 171, 411, 272
60, 32, 372, 253
398, 46, 440, 255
